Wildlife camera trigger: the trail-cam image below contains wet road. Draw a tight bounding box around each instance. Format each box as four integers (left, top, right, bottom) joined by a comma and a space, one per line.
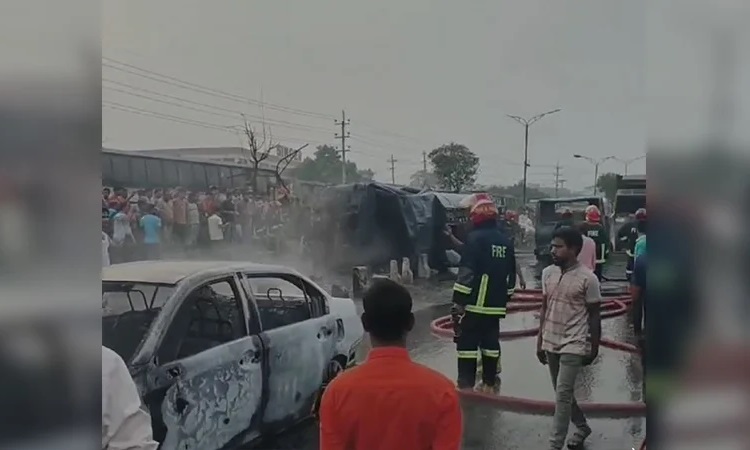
254, 253, 646, 449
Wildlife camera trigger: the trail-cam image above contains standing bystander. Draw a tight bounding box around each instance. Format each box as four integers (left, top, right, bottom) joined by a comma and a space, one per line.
319, 279, 463, 450
537, 227, 602, 450
139, 205, 162, 260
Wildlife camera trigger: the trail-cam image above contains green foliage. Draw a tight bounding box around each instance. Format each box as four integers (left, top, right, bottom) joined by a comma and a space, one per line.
295, 145, 374, 184
428, 143, 479, 192
596, 172, 620, 201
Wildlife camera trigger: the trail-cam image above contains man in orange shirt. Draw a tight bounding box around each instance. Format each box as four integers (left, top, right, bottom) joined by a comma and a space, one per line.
319, 279, 463, 450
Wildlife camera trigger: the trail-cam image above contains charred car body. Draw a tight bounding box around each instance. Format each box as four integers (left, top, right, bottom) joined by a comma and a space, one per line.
102, 261, 363, 450
533, 196, 611, 263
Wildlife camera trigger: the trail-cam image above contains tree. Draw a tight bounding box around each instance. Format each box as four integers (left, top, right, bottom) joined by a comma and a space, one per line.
408, 170, 438, 188
596, 172, 620, 201
242, 117, 278, 194
295, 145, 374, 184
428, 143, 479, 192
274, 143, 308, 191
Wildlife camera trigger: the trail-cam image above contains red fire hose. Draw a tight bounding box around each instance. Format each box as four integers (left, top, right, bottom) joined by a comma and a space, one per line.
430, 288, 644, 417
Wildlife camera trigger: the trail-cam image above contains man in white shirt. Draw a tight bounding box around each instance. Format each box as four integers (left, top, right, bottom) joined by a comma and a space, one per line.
102, 232, 111, 267
102, 346, 158, 450
207, 212, 225, 251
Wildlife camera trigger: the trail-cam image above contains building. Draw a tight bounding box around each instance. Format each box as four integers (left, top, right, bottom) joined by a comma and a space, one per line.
128, 146, 303, 172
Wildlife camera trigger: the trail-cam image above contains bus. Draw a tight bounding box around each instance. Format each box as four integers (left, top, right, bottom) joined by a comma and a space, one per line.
102, 148, 278, 194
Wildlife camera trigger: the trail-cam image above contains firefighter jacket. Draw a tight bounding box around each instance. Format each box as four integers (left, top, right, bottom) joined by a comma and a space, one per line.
579, 221, 609, 264
452, 222, 516, 316
618, 220, 639, 257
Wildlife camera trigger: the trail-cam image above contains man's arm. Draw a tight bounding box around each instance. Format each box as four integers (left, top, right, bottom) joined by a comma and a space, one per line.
507, 241, 517, 294
433, 389, 463, 450
585, 275, 603, 364
536, 268, 550, 363
452, 236, 478, 308
630, 255, 645, 336
102, 349, 158, 450
318, 384, 347, 450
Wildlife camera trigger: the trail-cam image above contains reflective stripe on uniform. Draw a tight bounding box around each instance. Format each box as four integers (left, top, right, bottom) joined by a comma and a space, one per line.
453, 283, 472, 295
481, 349, 500, 357
465, 305, 506, 315
457, 350, 479, 359
476, 274, 489, 308
507, 289, 515, 295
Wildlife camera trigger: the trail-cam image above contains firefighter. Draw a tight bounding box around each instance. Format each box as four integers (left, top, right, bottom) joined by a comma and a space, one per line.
452, 195, 516, 393
579, 205, 609, 281
623, 208, 647, 281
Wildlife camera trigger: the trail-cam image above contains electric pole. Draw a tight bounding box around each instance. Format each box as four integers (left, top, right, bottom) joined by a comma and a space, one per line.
421, 151, 428, 187
507, 108, 562, 207
554, 162, 563, 197
388, 154, 397, 184
334, 110, 351, 184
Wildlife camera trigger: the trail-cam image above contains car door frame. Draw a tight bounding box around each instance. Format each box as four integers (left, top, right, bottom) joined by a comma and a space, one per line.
143, 272, 266, 450
239, 271, 338, 432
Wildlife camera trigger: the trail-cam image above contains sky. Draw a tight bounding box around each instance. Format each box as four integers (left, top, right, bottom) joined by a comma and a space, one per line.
102, 0, 746, 188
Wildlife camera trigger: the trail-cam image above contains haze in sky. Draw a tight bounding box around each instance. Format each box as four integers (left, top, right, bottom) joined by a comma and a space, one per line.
103, 0, 665, 188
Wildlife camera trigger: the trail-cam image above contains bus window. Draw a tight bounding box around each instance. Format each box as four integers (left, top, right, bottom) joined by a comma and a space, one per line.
205, 165, 220, 187
230, 168, 248, 188
145, 158, 164, 187
191, 164, 207, 189
111, 155, 131, 185
130, 157, 148, 186
102, 155, 114, 184
217, 166, 231, 188
164, 160, 180, 186
177, 161, 193, 187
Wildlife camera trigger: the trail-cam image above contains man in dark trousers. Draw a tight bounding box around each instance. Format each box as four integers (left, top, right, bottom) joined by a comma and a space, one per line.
578, 205, 609, 281
452, 194, 516, 393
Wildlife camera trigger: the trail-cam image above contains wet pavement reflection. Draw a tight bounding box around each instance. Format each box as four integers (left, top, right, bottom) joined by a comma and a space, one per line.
256, 255, 645, 449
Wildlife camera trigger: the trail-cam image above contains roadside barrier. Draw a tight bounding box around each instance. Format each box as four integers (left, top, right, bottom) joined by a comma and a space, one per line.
430, 288, 644, 417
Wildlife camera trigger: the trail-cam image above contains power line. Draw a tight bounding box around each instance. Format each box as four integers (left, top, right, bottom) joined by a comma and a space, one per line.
103, 57, 336, 121
103, 79, 333, 134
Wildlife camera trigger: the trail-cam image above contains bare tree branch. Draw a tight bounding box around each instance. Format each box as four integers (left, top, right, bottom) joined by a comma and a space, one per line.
276, 143, 308, 175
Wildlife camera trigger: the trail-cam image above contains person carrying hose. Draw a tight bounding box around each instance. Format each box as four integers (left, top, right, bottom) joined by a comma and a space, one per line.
451, 193, 516, 393
623, 208, 647, 281
578, 205, 609, 281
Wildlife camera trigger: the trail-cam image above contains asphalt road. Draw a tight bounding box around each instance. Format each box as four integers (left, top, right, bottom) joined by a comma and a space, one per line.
248, 252, 645, 450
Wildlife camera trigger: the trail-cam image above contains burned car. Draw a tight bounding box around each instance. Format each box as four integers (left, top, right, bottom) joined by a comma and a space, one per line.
102, 260, 364, 449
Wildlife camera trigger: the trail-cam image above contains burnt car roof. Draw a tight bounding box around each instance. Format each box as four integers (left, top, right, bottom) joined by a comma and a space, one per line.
102, 260, 300, 285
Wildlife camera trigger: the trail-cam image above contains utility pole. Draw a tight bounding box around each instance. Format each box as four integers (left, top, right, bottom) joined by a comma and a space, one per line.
507, 108, 562, 207
421, 151, 428, 187
554, 162, 563, 197
334, 110, 351, 184
388, 154, 397, 184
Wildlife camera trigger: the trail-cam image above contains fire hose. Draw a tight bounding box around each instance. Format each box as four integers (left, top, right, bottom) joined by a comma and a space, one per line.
431, 288, 645, 418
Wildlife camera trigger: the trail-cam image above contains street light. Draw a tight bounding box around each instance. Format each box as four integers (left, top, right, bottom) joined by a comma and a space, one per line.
573, 154, 615, 195
613, 155, 646, 175
507, 108, 562, 206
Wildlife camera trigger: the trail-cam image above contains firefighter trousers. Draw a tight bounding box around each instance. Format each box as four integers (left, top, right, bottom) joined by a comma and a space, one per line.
455, 312, 500, 388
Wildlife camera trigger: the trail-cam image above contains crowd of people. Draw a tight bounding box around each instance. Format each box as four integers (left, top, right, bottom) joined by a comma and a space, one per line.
101, 185, 318, 265
101, 188, 648, 450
